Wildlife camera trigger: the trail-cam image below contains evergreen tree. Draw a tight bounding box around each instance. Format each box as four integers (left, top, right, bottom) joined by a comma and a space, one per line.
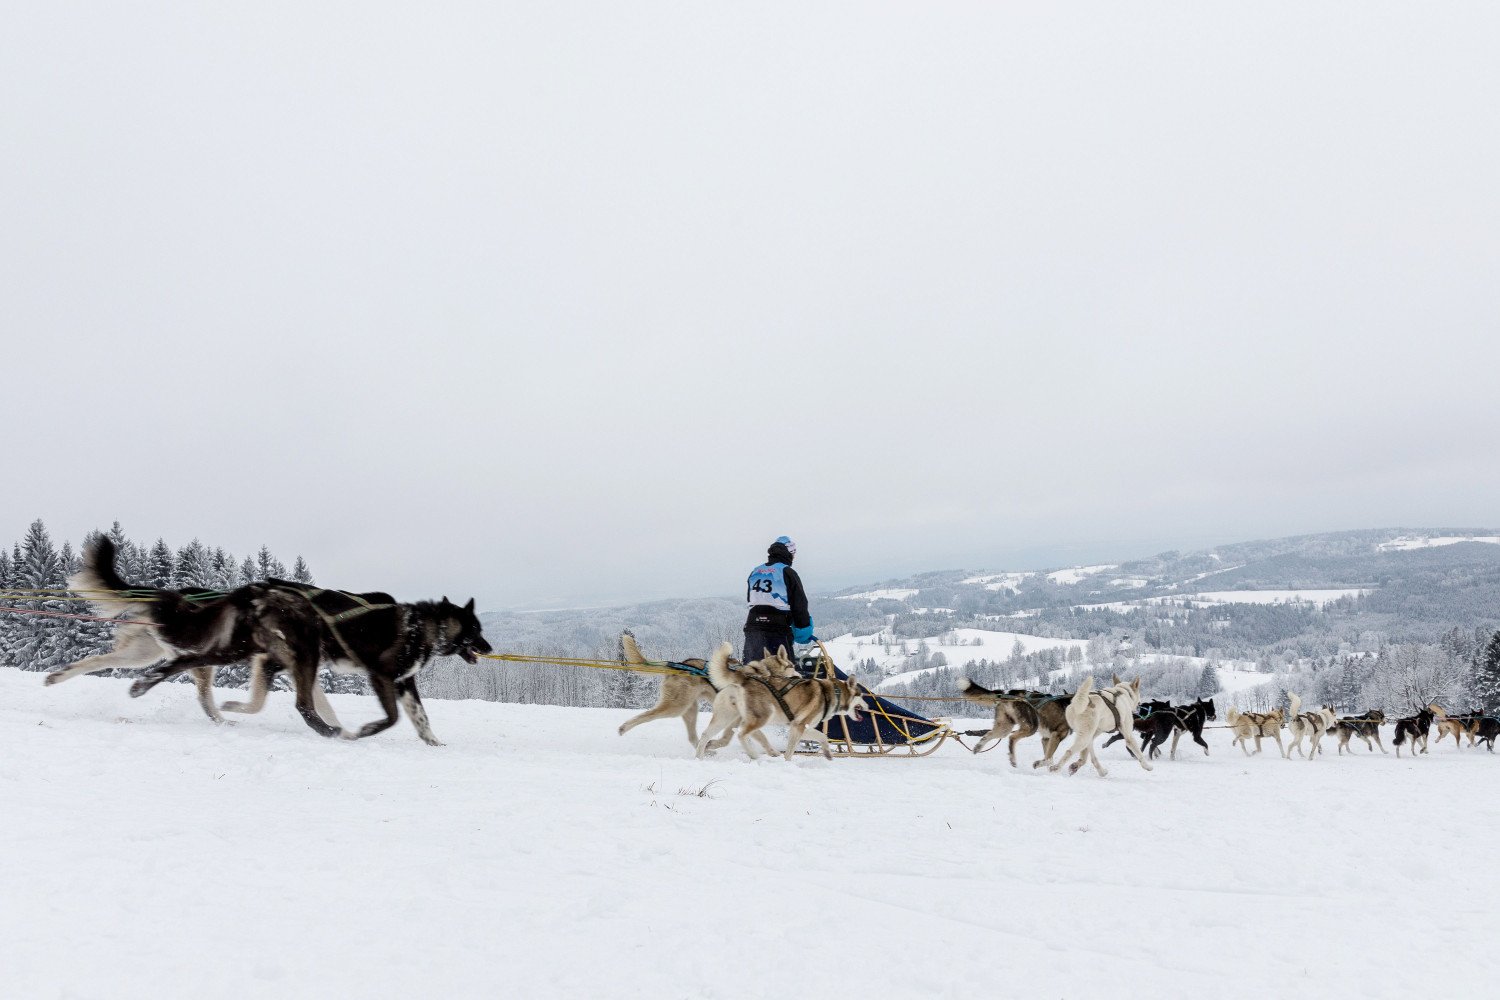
209, 548, 234, 590
174, 539, 211, 589
10, 519, 63, 670
291, 556, 313, 585
1470, 631, 1500, 713
239, 556, 258, 585
1197, 662, 1220, 699
0, 548, 12, 589
146, 539, 175, 588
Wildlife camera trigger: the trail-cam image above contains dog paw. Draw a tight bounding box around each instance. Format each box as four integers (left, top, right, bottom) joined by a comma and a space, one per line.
128, 679, 152, 698
44, 672, 66, 686
221, 701, 248, 713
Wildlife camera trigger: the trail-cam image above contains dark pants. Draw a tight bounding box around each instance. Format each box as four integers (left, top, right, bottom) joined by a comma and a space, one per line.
743, 626, 796, 668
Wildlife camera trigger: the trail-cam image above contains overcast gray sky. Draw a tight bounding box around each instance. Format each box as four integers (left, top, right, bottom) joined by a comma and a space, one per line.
3, 3, 1497, 608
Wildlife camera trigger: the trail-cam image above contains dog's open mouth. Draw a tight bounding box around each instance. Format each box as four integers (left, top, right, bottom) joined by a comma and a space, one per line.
458, 647, 478, 664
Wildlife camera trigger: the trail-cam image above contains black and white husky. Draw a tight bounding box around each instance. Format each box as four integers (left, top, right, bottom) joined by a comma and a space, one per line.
132, 575, 492, 745
50, 538, 491, 745
46, 538, 339, 728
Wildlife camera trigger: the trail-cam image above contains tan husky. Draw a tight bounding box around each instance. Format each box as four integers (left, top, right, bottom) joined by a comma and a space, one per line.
615, 633, 798, 749
1286, 692, 1337, 760
1049, 675, 1153, 778
1431, 706, 1478, 749
695, 643, 869, 760
1227, 707, 1286, 757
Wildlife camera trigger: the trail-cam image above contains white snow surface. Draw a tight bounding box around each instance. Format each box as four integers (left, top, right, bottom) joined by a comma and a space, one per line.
1187, 589, 1367, 605
1377, 534, 1500, 551
1045, 564, 1117, 585
834, 587, 919, 602
6, 668, 1500, 999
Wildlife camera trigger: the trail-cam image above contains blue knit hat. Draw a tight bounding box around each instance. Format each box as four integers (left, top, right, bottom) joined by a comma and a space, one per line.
774, 535, 796, 556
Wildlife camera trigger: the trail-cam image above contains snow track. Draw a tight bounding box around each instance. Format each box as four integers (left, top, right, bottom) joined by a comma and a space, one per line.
3, 668, 1498, 998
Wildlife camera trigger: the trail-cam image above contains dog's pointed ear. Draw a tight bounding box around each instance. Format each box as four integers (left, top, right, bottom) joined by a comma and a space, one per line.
775, 645, 788, 662
464, 597, 475, 614
1132, 677, 1141, 692
441, 595, 451, 607
1112, 673, 1120, 685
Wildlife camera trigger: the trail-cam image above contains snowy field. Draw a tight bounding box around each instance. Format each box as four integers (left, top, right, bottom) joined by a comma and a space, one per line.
5, 668, 1500, 999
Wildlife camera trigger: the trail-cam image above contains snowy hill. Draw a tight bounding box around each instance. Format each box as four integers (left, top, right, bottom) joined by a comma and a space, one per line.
5, 668, 1499, 998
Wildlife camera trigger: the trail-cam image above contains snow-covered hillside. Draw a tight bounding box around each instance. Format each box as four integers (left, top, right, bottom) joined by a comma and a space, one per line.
5, 669, 1498, 998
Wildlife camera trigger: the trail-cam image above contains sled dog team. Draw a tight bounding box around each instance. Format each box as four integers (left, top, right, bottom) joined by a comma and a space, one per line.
39, 539, 1500, 767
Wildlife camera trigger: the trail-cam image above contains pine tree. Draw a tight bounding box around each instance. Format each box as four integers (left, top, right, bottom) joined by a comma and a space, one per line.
174, 538, 211, 589
1470, 631, 1500, 713
10, 519, 63, 670
290, 556, 313, 585
146, 539, 175, 588
239, 556, 258, 585
1197, 662, 1220, 699
256, 546, 278, 581
210, 548, 234, 590
0, 547, 12, 589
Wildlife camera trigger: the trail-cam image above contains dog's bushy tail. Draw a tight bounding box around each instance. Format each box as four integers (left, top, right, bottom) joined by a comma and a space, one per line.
619, 631, 647, 668
706, 642, 738, 690
957, 677, 1001, 703
1288, 692, 1302, 719
1069, 674, 1095, 711
71, 537, 154, 618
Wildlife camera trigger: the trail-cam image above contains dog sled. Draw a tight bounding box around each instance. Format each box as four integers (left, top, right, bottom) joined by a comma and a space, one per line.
797, 642, 954, 757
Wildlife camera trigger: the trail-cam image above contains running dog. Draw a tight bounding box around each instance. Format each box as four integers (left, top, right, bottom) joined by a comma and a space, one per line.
1102, 699, 1171, 758
615, 632, 799, 749
1474, 716, 1499, 751
1330, 710, 1386, 754
1286, 693, 1337, 760
695, 642, 868, 760
1049, 675, 1153, 778
959, 681, 1060, 767
132, 580, 490, 745
1392, 706, 1435, 758
1165, 698, 1216, 759
1226, 707, 1286, 757
43, 538, 339, 728
1432, 706, 1479, 749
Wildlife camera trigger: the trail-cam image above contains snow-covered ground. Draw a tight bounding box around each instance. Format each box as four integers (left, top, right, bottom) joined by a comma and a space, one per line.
5, 668, 1499, 999
834, 587, 919, 602
822, 628, 1088, 689
1377, 534, 1500, 551
1046, 564, 1117, 585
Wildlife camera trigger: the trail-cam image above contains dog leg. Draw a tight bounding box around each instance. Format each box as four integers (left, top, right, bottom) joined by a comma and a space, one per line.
339, 677, 396, 740
128, 652, 233, 700
1192, 727, 1210, 756
784, 723, 811, 760
1053, 729, 1091, 774
695, 704, 737, 758
46, 626, 166, 686
1271, 732, 1286, 758
287, 659, 340, 739
1088, 744, 1109, 778
391, 678, 441, 746
1033, 730, 1065, 769
1120, 727, 1154, 772
311, 675, 342, 729
190, 667, 224, 724
221, 654, 272, 714
617, 701, 690, 739
737, 722, 767, 760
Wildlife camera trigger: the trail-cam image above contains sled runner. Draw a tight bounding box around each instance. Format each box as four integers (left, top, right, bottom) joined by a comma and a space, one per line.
795, 642, 953, 757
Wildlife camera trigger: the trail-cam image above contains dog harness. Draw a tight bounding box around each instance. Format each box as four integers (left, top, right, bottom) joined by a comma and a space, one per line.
1096, 690, 1126, 734
748, 675, 807, 721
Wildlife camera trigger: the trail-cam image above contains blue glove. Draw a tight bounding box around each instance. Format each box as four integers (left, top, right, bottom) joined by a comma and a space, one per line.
792, 624, 817, 644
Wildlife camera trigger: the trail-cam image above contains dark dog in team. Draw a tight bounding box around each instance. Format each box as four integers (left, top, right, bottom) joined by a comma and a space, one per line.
44, 538, 342, 729
1330, 709, 1386, 754
134, 578, 490, 745
1392, 706, 1436, 758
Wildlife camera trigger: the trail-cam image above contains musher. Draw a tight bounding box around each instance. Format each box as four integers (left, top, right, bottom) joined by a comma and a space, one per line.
743, 535, 815, 667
